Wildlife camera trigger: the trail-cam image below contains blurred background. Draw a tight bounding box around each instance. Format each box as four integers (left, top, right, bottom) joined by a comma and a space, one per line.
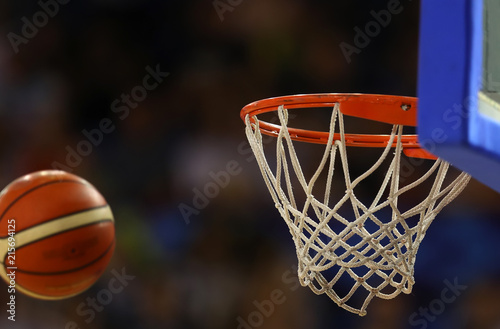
0, 0, 500, 328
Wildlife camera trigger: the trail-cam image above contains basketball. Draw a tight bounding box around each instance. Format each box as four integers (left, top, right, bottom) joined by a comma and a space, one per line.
0, 170, 115, 300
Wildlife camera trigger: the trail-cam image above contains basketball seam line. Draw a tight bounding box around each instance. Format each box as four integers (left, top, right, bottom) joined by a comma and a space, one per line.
2, 238, 115, 276
0, 204, 111, 238
0, 179, 92, 224
0, 218, 114, 264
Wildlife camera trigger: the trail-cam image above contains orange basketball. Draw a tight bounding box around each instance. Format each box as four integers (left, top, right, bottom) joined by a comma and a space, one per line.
0, 170, 115, 300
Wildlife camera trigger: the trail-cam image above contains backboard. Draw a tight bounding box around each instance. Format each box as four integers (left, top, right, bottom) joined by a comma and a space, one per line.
418, 0, 500, 192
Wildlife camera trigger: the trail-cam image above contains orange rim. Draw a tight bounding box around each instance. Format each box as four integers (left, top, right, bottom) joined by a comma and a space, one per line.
240, 93, 437, 160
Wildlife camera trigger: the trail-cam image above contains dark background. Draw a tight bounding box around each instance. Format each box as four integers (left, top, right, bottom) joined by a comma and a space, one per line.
0, 0, 500, 328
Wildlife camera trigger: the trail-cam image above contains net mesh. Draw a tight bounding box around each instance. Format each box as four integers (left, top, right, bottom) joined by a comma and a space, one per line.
244, 103, 470, 316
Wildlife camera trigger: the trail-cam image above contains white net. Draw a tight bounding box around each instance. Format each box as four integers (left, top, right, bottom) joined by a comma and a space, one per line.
244, 103, 470, 316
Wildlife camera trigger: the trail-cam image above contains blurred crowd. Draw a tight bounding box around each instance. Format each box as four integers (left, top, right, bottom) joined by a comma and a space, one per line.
0, 1, 500, 328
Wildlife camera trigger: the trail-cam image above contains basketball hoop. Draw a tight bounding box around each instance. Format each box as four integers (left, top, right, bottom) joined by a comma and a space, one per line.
241, 94, 470, 316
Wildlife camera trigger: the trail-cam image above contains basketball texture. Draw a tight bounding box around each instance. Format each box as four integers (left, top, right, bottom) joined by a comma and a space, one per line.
0, 170, 115, 300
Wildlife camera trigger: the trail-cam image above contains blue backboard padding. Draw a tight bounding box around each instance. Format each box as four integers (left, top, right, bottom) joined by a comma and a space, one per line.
418, 0, 500, 192
418, 0, 472, 144
433, 146, 500, 192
